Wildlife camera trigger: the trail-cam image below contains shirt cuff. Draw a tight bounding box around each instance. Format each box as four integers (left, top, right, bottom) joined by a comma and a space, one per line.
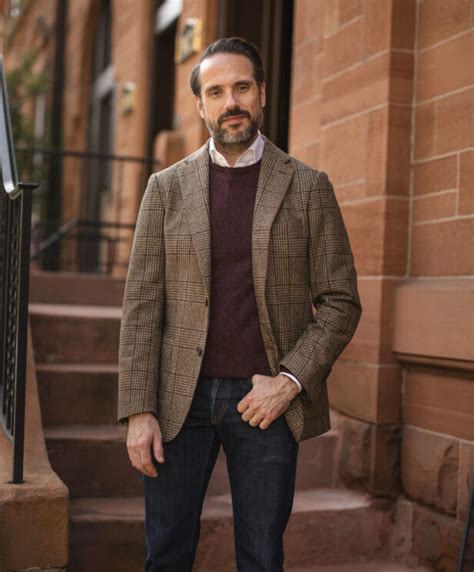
279, 371, 302, 393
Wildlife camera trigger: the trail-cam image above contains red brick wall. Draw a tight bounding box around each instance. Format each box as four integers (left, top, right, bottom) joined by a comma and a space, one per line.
411, 0, 473, 277
290, 0, 417, 495
393, 2, 473, 569
291, 2, 473, 567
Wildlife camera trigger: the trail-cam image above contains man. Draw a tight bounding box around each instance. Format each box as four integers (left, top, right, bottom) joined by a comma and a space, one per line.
118, 37, 361, 571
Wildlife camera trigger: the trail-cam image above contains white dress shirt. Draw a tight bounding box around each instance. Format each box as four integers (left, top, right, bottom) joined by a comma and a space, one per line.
209, 132, 303, 394
209, 131, 266, 167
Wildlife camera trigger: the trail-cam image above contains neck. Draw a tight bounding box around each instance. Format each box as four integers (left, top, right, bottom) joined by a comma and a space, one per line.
213, 133, 259, 167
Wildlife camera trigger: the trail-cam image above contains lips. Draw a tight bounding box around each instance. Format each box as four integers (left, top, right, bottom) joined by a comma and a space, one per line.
222, 115, 247, 123
219, 109, 251, 126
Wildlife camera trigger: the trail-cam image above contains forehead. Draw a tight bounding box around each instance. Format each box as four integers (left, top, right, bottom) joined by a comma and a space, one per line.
199, 53, 255, 89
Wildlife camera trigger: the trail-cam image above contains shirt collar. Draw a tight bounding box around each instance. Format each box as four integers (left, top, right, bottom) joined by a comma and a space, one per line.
209, 131, 265, 168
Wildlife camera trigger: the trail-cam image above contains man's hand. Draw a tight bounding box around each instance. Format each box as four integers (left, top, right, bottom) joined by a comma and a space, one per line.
126, 412, 164, 477
237, 373, 300, 430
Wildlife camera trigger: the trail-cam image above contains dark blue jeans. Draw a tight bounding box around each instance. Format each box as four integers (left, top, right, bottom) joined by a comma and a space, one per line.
142, 376, 299, 571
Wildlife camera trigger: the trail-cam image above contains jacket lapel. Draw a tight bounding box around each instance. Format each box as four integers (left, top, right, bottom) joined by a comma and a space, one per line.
252, 139, 295, 371
177, 142, 212, 298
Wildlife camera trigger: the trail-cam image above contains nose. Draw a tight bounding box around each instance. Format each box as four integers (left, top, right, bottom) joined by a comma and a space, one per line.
223, 90, 239, 109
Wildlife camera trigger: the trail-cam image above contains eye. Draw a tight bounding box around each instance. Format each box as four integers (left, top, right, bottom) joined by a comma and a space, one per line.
208, 89, 221, 97
236, 84, 250, 93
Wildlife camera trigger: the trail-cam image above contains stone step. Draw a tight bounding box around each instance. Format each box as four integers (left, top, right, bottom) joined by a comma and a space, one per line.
296, 429, 337, 490
36, 363, 119, 425
30, 271, 125, 307
44, 424, 141, 498
287, 563, 433, 571
44, 423, 338, 498
36, 359, 338, 492
29, 303, 121, 364
69, 488, 391, 571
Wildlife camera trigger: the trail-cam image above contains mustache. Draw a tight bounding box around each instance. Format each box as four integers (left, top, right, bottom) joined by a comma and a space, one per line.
218, 108, 251, 125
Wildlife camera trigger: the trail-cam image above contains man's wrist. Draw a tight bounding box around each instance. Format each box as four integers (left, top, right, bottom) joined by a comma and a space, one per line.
279, 371, 302, 393
128, 411, 156, 424
278, 372, 301, 399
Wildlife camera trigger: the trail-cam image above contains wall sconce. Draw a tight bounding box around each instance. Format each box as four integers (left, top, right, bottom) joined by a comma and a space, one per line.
121, 82, 136, 115
175, 18, 202, 64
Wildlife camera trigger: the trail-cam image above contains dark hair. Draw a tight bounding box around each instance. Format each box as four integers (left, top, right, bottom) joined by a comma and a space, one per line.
190, 37, 265, 98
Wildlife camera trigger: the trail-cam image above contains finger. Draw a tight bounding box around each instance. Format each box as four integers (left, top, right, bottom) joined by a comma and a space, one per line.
131, 437, 157, 477
139, 446, 158, 477
126, 423, 160, 476
247, 409, 266, 426
237, 397, 250, 414
126, 440, 140, 468
127, 448, 139, 469
153, 435, 165, 464
241, 406, 258, 422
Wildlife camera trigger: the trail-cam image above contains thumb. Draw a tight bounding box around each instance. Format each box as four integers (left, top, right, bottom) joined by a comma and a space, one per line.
153, 432, 165, 464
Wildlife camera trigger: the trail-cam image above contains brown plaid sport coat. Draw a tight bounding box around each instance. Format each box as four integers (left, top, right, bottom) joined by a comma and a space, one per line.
118, 136, 361, 442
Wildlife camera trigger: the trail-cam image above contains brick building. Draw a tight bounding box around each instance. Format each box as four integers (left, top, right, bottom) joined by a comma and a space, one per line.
1, 1, 473, 570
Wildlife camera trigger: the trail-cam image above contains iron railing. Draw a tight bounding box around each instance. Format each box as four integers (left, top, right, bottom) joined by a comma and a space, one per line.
16, 146, 159, 274
30, 217, 137, 274
0, 55, 38, 484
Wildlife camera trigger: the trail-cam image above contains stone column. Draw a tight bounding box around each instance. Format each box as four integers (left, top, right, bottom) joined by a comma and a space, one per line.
290, 0, 417, 495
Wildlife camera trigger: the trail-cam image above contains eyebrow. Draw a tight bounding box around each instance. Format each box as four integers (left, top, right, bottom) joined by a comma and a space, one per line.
204, 79, 254, 95
204, 84, 222, 94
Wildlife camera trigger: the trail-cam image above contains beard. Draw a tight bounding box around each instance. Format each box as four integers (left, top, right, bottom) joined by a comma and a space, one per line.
203, 105, 263, 154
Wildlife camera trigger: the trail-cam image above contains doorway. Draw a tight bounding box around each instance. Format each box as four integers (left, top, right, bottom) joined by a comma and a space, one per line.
218, 0, 294, 151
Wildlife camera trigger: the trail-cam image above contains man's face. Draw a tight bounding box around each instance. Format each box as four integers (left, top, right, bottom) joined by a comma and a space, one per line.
195, 53, 266, 148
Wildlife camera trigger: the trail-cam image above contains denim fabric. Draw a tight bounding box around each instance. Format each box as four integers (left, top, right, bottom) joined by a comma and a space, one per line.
142, 377, 299, 571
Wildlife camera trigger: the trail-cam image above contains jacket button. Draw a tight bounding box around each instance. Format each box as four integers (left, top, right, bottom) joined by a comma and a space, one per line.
197, 347, 203, 356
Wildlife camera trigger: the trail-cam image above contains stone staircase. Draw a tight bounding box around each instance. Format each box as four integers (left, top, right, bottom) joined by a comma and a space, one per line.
29, 272, 433, 571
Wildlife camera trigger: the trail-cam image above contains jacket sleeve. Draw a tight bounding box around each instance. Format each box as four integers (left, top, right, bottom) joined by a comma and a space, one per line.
279, 170, 362, 403
117, 173, 165, 424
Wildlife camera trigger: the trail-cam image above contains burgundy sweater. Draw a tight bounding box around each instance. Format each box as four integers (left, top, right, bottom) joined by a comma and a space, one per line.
200, 159, 272, 379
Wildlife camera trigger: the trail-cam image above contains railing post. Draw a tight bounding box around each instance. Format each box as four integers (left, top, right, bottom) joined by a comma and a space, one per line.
0, 54, 38, 485
12, 183, 35, 483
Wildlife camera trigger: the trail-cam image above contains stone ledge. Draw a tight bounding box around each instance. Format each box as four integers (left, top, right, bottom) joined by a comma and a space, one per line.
393, 278, 474, 368
0, 327, 68, 572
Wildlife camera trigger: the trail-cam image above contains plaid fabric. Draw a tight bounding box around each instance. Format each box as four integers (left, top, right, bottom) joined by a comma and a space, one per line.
118, 137, 362, 442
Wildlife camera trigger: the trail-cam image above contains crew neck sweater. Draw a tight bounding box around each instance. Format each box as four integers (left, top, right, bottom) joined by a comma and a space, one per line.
200, 159, 272, 379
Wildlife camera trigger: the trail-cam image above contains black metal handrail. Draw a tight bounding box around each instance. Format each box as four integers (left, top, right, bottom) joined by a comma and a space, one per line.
16, 146, 159, 274
31, 216, 79, 258
0, 54, 38, 484
31, 217, 137, 274
15, 145, 160, 165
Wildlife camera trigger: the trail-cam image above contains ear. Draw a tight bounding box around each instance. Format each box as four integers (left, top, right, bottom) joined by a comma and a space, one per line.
194, 95, 205, 120
259, 81, 267, 109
